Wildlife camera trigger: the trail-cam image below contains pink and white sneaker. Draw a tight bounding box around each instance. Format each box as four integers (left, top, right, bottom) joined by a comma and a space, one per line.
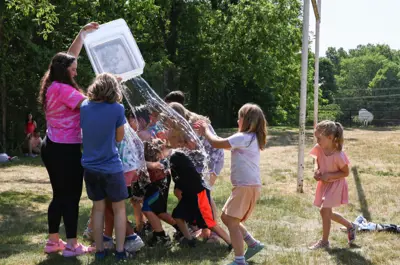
44, 239, 67, 254
62, 243, 94, 257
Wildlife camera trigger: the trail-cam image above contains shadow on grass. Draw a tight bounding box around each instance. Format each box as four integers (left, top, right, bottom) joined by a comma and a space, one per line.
352, 166, 372, 221
0, 190, 49, 259
0, 157, 43, 168
1, 178, 50, 184
327, 247, 373, 265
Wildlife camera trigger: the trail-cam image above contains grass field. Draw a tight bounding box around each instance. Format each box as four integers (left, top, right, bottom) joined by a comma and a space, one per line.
1, 127, 400, 265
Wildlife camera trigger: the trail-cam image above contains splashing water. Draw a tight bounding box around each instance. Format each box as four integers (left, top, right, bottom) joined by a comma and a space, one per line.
121, 76, 212, 189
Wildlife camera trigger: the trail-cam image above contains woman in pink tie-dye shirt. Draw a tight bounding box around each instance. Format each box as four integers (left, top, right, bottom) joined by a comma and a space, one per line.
39, 22, 99, 257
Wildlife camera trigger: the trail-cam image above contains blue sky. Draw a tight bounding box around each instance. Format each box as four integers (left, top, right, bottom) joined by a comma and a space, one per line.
309, 0, 400, 56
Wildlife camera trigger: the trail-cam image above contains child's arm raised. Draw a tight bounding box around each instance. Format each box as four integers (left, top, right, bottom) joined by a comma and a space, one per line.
68, 22, 99, 57
195, 120, 231, 149
320, 165, 349, 182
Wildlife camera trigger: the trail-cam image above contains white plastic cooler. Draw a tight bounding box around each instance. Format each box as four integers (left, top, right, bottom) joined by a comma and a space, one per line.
83, 19, 145, 81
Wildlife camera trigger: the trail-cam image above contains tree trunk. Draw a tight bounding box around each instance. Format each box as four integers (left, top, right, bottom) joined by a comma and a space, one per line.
1, 78, 6, 152
165, 0, 182, 92
0, 18, 6, 152
192, 71, 199, 112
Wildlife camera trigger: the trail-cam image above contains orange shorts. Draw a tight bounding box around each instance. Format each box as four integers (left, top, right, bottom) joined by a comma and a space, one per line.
222, 186, 261, 222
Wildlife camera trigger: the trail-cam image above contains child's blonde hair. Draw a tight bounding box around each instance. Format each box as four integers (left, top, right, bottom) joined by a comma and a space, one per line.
315, 120, 344, 151
238, 103, 268, 150
87, 73, 122, 103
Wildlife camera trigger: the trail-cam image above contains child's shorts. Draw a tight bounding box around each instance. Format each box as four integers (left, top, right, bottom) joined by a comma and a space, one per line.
222, 186, 261, 222
172, 189, 216, 229
84, 169, 128, 202
142, 175, 171, 215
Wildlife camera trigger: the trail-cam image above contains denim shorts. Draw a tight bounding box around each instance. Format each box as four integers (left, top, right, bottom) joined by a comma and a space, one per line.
84, 169, 128, 202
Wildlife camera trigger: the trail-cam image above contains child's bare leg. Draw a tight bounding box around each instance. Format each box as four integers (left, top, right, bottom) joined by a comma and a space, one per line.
210, 196, 219, 219
210, 225, 231, 245
175, 218, 192, 239
320, 207, 332, 242
174, 188, 182, 200
131, 199, 145, 230
143, 211, 163, 232
331, 212, 352, 228
112, 200, 127, 252
221, 213, 243, 256
93, 200, 106, 252
104, 199, 114, 237
158, 212, 176, 226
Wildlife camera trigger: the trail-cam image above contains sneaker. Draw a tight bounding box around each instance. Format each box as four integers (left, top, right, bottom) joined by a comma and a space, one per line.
44, 239, 66, 254
244, 242, 264, 260
308, 240, 330, 250
348, 223, 357, 244
179, 237, 196, 248
29, 154, 37, 158
148, 234, 172, 248
62, 243, 94, 257
124, 235, 145, 252
205, 232, 220, 244
82, 227, 93, 242
115, 250, 127, 261
173, 230, 184, 242
95, 250, 109, 261
188, 226, 201, 238
134, 227, 146, 238
144, 222, 153, 232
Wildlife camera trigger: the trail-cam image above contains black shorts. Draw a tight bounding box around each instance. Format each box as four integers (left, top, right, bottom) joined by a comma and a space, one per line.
172, 189, 216, 229
84, 169, 128, 202
142, 175, 171, 215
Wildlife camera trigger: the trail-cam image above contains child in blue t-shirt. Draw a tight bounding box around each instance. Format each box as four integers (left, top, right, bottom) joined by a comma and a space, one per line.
80, 73, 128, 261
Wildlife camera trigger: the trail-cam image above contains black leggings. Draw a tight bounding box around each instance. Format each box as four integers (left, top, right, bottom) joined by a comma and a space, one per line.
41, 136, 83, 239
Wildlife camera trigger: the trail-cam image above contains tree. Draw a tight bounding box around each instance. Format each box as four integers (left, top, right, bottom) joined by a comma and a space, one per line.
1, 0, 57, 152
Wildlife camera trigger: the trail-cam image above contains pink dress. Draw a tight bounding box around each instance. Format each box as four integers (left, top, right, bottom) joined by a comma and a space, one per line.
310, 144, 350, 208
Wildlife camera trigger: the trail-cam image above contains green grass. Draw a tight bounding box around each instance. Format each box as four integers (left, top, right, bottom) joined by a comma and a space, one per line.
1, 128, 400, 264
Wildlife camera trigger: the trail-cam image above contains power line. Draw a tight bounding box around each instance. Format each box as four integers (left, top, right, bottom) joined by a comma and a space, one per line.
334, 94, 400, 100
338, 87, 400, 92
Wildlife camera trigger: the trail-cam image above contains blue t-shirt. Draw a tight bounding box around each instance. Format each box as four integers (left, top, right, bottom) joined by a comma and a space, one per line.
80, 99, 126, 173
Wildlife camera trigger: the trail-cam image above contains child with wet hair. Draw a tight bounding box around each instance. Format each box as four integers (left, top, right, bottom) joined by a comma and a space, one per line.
141, 139, 182, 246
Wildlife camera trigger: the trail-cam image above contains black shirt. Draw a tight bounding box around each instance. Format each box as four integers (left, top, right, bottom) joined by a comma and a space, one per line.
170, 150, 206, 195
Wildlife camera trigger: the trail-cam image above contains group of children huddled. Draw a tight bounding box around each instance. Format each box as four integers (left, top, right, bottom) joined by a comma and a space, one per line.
53, 72, 358, 264
77, 73, 267, 264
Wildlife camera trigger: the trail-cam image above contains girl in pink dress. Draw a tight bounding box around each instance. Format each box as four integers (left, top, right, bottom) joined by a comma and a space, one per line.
309, 120, 357, 250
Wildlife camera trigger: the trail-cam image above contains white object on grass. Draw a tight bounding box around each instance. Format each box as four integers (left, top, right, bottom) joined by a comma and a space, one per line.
358, 109, 374, 126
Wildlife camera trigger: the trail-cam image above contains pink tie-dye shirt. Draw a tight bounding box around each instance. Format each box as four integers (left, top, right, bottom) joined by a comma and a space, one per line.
45, 81, 86, 144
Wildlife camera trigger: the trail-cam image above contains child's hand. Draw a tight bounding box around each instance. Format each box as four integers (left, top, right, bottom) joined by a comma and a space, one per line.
154, 162, 165, 171
146, 161, 164, 170
193, 120, 207, 135
82, 22, 100, 33
314, 170, 322, 181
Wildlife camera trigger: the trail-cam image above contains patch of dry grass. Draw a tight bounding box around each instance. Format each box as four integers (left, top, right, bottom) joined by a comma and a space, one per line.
1, 128, 400, 264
